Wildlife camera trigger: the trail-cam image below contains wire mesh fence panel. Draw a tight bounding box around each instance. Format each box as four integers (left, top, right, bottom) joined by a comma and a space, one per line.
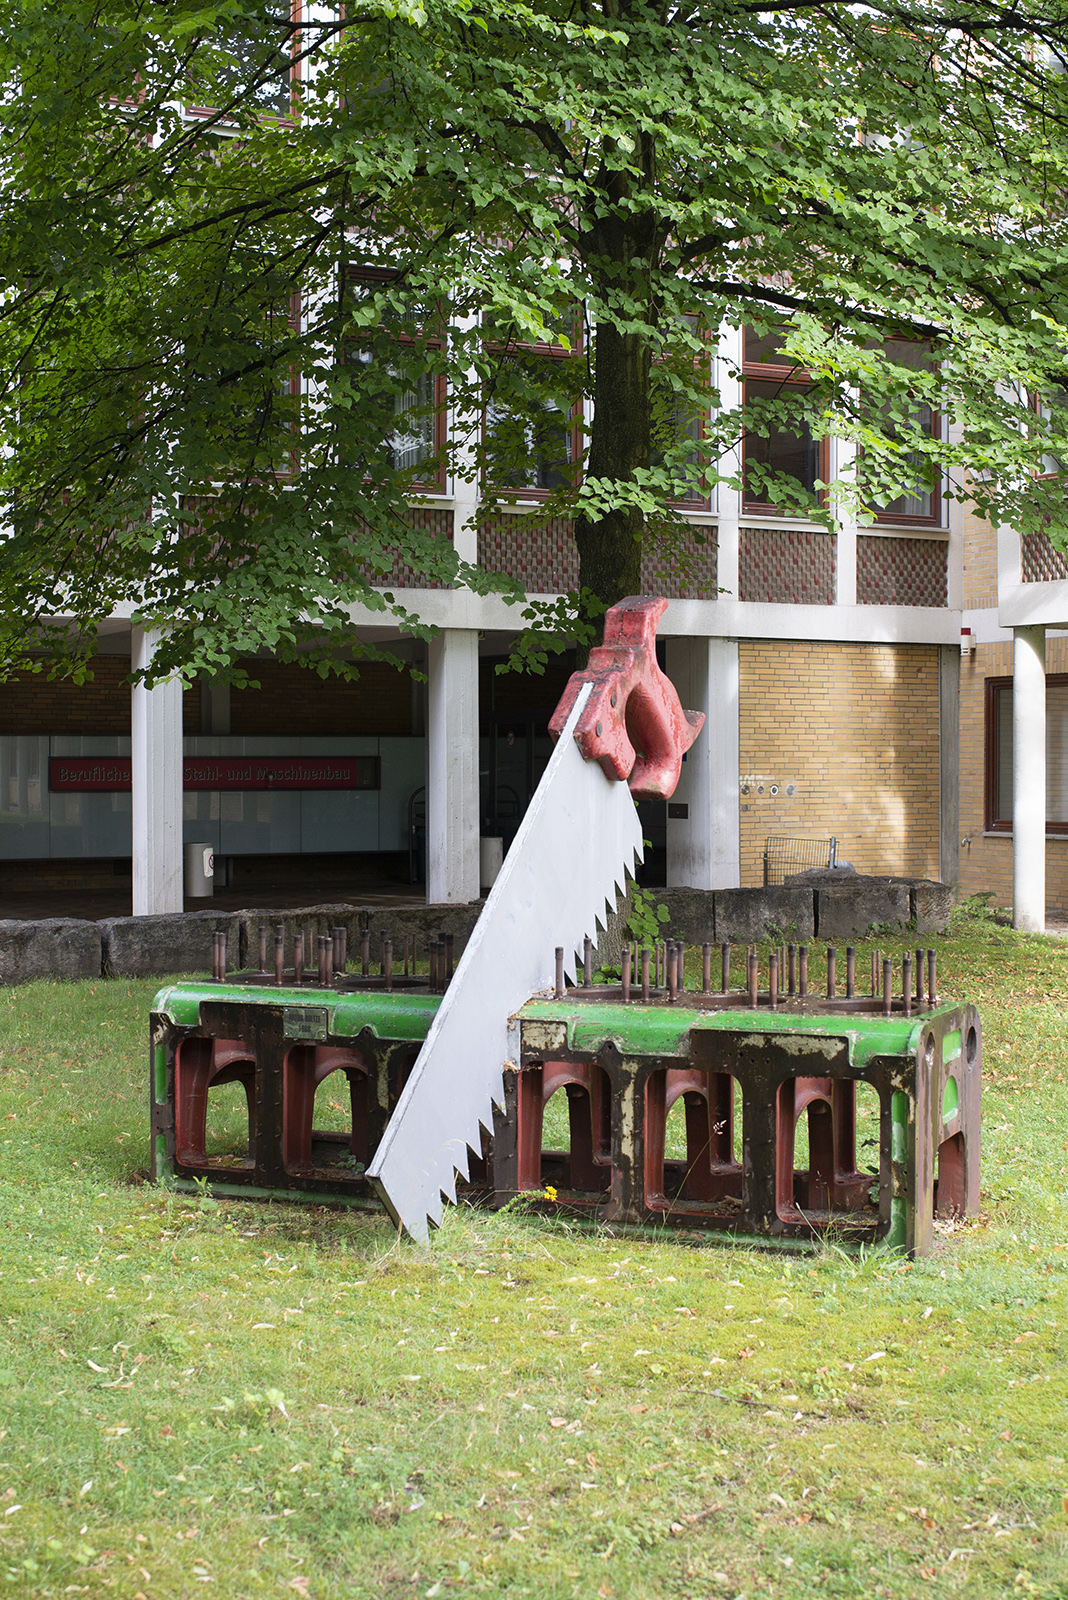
763, 835, 837, 886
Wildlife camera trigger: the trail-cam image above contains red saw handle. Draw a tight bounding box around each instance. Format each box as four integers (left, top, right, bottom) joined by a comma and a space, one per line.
548, 596, 704, 799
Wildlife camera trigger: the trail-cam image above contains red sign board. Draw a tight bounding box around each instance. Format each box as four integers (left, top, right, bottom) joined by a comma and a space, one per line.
49, 756, 380, 793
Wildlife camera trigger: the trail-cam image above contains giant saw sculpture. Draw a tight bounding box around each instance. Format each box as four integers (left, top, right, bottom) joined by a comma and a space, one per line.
365, 596, 704, 1241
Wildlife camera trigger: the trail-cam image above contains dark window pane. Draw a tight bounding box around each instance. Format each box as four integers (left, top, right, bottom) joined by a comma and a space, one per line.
992, 681, 1068, 823
484, 353, 575, 491
873, 340, 939, 520
189, 20, 293, 114
485, 395, 573, 489
344, 344, 437, 473
745, 321, 799, 368
1036, 387, 1068, 475
996, 685, 1014, 820
650, 372, 703, 502
743, 378, 819, 506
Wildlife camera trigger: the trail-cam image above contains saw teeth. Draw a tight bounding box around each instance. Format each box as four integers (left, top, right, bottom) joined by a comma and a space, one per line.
367, 677, 644, 1242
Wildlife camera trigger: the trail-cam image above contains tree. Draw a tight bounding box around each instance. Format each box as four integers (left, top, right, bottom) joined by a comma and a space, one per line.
3, 0, 1068, 684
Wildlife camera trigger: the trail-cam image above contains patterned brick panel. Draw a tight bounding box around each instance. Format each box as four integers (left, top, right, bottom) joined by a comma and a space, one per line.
739, 527, 835, 605
857, 535, 947, 607
478, 517, 717, 597
1021, 530, 1068, 583
478, 517, 580, 593
639, 528, 718, 600
364, 506, 455, 590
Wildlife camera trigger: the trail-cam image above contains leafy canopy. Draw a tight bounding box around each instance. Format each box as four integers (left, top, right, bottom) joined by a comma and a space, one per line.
2, 0, 1068, 682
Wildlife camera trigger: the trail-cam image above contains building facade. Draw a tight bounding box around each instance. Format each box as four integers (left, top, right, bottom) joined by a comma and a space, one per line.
1, 325, 1066, 929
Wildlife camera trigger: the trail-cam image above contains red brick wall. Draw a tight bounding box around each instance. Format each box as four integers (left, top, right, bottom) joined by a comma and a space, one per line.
229, 659, 413, 736
0, 659, 201, 736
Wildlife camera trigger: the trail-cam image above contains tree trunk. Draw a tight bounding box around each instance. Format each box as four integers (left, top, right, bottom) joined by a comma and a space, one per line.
574, 317, 651, 629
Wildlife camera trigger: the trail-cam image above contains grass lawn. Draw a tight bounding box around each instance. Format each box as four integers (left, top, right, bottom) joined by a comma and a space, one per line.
0, 908, 1066, 1599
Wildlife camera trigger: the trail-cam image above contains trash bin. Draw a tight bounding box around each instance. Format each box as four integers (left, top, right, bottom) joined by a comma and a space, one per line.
184, 841, 214, 898
479, 836, 504, 892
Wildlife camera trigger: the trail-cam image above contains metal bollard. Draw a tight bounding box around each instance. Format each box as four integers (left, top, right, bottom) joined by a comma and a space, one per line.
846, 945, 855, 999
641, 947, 651, 1004
827, 946, 836, 1000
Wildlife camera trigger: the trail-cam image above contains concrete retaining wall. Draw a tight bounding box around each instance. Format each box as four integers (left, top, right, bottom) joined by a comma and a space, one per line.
0, 876, 953, 985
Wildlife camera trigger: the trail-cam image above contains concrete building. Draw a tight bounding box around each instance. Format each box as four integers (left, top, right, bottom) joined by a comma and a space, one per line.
2, 326, 1066, 930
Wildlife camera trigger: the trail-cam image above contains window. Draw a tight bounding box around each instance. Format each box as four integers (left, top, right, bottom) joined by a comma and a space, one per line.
184, 292, 302, 480
186, 5, 300, 118
742, 323, 823, 514
985, 675, 1068, 834
871, 339, 941, 525
483, 311, 582, 497
1032, 385, 1068, 477
650, 319, 710, 509
342, 273, 447, 491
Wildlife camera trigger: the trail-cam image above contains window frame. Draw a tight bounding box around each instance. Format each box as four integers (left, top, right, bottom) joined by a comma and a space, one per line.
741, 328, 828, 517
342, 267, 449, 494
650, 319, 712, 512
481, 314, 584, 501
871, 338, 943, 529
183, 0, 303, 122
1030, 388, 1068, 480
984, 672, 1068, 835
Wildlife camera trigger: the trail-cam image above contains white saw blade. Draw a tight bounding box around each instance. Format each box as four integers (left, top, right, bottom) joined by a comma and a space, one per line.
367, 681, 643, 1242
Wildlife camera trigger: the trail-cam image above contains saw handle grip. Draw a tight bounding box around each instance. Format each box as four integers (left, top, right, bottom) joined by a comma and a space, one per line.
548, 596, 704, 800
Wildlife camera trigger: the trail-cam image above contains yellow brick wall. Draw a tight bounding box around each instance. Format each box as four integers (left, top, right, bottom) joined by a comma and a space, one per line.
958, 634, 1068, 916
738, 640, 941, 887
962, 501, 999, 611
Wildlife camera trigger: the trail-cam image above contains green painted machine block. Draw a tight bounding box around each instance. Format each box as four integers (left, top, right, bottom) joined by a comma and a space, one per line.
149, 974, 981, 1257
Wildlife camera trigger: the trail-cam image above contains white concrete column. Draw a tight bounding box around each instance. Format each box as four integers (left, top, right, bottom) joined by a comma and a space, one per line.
1012, 625, 1046, 933
131, 627, 184, 915
665, 636, 741, 889
830, 431, 858, 607
426, 628, 480, 903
